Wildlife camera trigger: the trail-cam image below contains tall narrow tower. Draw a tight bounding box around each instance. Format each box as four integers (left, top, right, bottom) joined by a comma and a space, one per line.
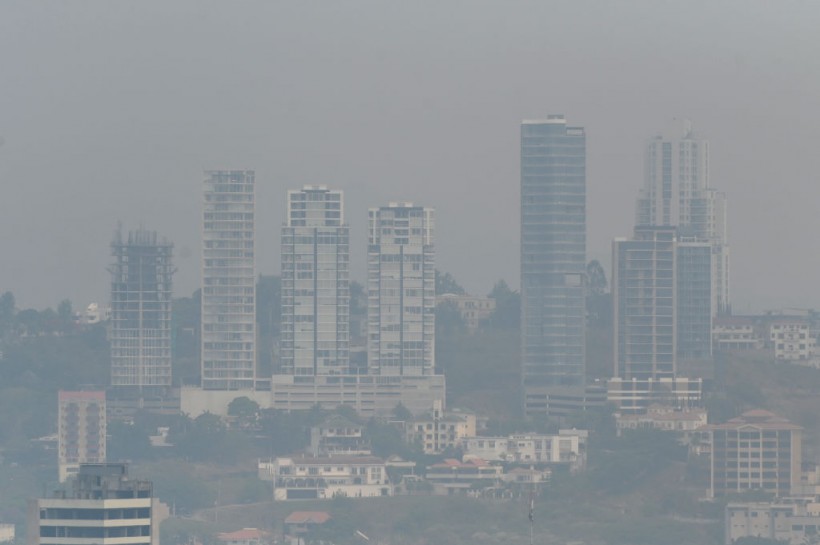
201, 170, 256, 390
280, 186, 350, 376
636, 119, 729, 316
367, 202, 435, 376
109, 228, 174, 392
520, 115, 587, 416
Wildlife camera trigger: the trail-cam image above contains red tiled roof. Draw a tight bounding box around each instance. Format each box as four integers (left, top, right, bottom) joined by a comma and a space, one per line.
284, 512, 331, 525
218, 529, 267, 541
705, 410, 801, 431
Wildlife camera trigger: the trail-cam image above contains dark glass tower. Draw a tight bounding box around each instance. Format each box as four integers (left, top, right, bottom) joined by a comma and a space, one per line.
520, 115, 586, 416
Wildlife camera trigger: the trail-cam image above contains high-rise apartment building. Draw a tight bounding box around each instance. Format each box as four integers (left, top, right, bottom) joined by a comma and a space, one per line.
58, 391, 106, 483
28, 463, 159, 545
367, 202, 435, 376
201, 170, 256, 390
109, 228, 173, 392
520, 116, 587, 416
613, 227, 677, 380
635, 119, 730, 316
280, 186, 350, 376
707, 410, 802, 498
676, 237, 713, 361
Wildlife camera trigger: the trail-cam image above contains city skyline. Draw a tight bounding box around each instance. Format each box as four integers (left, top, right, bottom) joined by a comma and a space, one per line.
3, 2, 819, 313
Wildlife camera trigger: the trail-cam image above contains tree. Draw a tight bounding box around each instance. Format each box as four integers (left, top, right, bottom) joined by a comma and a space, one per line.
227, 396, 260, 429
435, 300, 466, 339
0, 291, 14, 336
57, 299, 74, 329
435, 270, 465, 295
488, 280, 520, 329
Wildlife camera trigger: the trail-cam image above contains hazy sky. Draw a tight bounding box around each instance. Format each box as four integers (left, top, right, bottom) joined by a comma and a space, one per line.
2, 1, 819, 312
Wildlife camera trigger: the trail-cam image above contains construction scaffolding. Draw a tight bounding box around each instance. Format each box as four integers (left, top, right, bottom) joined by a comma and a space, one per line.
109, 227, 174, 394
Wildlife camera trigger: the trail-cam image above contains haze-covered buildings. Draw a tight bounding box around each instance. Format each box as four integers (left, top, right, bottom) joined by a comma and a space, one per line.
201, 170, 256, 390
109, 228, 174, 395
57, 391, 106, 483
367, 202, 436, 376
520, 115, 587, 417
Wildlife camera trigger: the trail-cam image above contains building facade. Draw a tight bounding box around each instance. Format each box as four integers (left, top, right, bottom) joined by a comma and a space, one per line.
281, 186, 350, 376
520, 115, 587, 416
259, 456, 391, 501
109, 228, 174, 392
201, 170, 256, 390
435, 294, 495, 333
676, 238, 713, 361
707, 410, 802, 498
613, 226, 677, 380
58, 391, 106, 483
770, 321, 816, 362
460, 431, 585, 467
367, 203, 435, 376
725, 499, 820, 545
635, 119, 730, 316
405, 401, 476, 454
28, 464, 159, 545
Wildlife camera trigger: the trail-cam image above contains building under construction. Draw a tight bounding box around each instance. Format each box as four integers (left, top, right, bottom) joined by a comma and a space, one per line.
109, 228, 174, 397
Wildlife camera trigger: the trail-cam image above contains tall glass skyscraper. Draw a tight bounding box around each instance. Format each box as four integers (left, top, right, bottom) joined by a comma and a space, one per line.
520, 116, 587, 415
201, 170, 256, 390
367, 202, 435, 376
280, 186, 350, 376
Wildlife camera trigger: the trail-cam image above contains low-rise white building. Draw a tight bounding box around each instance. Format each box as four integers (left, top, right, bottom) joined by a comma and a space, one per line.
259, 456, 392, 501
615, 405, 708, 436
712, 317, 763, 351
425, 458, 502, 495
405, 402, 476, 454
606, 377, 703, 414
726, 499, 820, 545
460, 430, 586, 469
0, 524, 14, 544
308, 415, 370, 457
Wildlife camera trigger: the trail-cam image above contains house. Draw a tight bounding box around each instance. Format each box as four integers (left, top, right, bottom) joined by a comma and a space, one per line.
460, 430, 586, 471
217, 528, 270, 545
283, 512, 330, 544
615, 405, 708, 436
259, 456, 392, 501
308, 415, 370, 457
405, 401, 476, 454
425, 458, 502, 495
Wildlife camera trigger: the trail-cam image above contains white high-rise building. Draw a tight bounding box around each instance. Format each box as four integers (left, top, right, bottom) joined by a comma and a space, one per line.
367, 203, 435, 376
58, 391, 106, 483
201, 170, 256, 390
636, 119, 730, 316
280, 186, 350, 376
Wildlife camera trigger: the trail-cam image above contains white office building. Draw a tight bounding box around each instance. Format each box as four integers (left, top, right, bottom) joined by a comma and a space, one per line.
201, 170, 256, 390
367, 203, 435, 376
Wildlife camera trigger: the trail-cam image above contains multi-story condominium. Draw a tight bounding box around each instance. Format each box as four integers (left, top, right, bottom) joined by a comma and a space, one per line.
280, 186, 349, 376
28, 463, 159, 545
58, 391, 106, 483
613, 226, 677, 380
676, 237, 713, 361
201, 170, 256, 390
258, 456, 392, 500
404, 401, 476, 454
770, 321, 816, 361
435, 294, 496, 333
367, 202, 435, 376
520, 115, 587, 417
707, 410, 802, 498
109, 228, 174, 393
635, 119, 730, 316
308, 414, 370, 457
